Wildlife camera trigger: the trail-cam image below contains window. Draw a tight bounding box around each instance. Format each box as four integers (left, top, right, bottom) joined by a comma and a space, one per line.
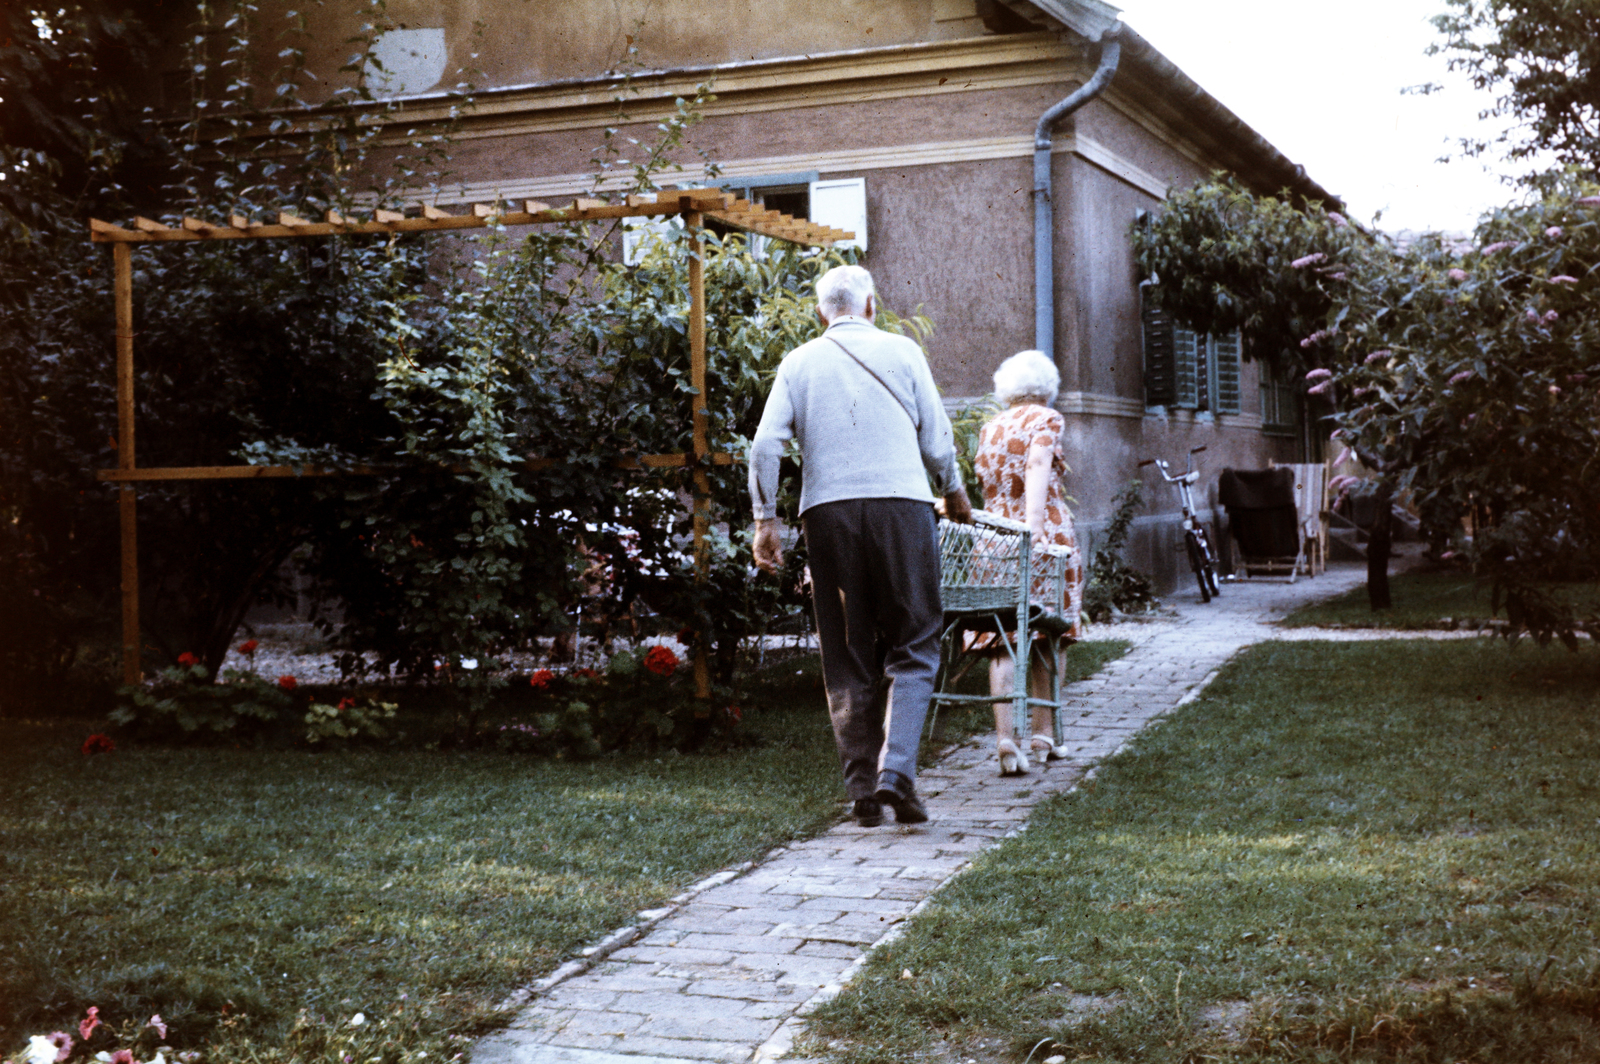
624, 173, 868, 265
1260, 361, 1302, 435
1141, 284, 1241, 415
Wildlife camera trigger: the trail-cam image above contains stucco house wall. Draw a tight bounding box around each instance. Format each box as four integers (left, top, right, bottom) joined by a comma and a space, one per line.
173, 0, 1335, 593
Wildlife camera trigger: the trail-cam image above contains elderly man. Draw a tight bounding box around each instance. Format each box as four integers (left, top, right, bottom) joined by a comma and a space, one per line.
750, 264, 971, 827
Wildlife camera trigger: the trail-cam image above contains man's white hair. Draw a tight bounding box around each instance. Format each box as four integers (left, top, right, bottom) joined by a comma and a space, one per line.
815, 264, 876, 319
993, 349, 1060, 406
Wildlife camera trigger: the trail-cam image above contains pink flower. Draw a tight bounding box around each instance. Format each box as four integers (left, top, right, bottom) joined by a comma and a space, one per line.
1329, 272, 1347, 281
1448, 268, 1468, 281
1527, 308, 1541, 323
644, 645, 680, 677
1480, 241, 1515, 256
1449, 370, 1474, 385
1305, 368, 1332, 380
79, 1007, 101, 1041
528, 669, 554, 690
1365, 349, 1391, 364
1307, 381, 1332, 395
1549, 384, 1562, 396
1328, 211, 1348, 228
277, 675, 297, 691
1546, 226, 1564, 238
1291, 253, 1326, 268
177, 652, 199, 667
1544, 309, 1559, 323
148, 1015, 167, 1040
1299, 330, 1330, 348
1550, 275, 1579, 285
237, 639, 259, 654
107, 1051, 135, 1064
1352, 386, 1371, 397
47, 1033, 72, 1063
1568, 373, 1589, 383
1440, 550, 1458, 560
1575, 195, 1600, 207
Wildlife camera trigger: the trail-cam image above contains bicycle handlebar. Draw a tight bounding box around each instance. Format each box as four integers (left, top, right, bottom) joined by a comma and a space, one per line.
1137, 458, 1156, 467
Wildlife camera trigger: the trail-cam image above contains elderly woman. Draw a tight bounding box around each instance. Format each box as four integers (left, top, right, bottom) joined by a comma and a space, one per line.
972, 349, 1085, 775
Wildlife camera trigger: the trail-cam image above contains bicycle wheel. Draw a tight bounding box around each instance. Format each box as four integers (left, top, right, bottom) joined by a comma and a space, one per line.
1185, 532, 1212, 603
1194, 530, 1221, 597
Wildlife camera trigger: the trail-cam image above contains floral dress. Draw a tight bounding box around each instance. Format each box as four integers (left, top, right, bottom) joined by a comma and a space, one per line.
972, 403, 1084, 642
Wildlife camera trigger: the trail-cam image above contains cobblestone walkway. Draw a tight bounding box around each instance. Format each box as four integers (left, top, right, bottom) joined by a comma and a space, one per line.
475, 558, 1437, 1064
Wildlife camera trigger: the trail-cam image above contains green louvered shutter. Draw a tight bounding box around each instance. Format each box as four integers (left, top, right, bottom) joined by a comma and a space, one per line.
1210, 331, 1242, 414
1173, 327, 1201, 409
1141, 286, 1177, 408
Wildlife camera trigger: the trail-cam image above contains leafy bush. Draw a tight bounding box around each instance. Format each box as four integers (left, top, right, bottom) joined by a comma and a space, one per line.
1082, 480, 1158, 622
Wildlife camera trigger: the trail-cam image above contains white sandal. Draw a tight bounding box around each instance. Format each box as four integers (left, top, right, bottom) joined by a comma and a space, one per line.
1030, 734, 1070, 761
998, 738, 1031, 776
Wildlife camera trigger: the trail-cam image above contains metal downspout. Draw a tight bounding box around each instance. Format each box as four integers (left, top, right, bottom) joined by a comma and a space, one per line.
1034, 29, 1122, 355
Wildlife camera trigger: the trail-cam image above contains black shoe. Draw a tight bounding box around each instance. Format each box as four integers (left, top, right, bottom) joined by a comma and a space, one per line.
874, 770, 929, 825
852, 798, 884, 827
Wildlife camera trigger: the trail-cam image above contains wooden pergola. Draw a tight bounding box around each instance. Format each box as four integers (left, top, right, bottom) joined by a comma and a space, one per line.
90, 188, 850, 696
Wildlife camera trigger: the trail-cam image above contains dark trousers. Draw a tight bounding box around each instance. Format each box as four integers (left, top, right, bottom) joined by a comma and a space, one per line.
803, 498, 942, 799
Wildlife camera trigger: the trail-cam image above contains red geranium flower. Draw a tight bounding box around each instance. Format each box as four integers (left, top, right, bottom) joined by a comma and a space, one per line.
643, 645, 679, 677
237, 639, 259, 655
81, 734, 115, 756
277, 675, 298, 690
529, 669, 554, 690
176, 652, 199, 667
79, 1007, 101, 1041
574, 667, 600, 680
336, 697, 355, 710
725, 704, 742, 723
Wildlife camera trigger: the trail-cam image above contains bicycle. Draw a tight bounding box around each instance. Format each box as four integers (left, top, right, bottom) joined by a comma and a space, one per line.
1140, 445, 1221, 603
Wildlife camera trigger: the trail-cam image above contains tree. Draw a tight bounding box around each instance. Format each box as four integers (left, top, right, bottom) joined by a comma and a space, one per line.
1431, 0, 1600, 186
1135, 175, 1600, 642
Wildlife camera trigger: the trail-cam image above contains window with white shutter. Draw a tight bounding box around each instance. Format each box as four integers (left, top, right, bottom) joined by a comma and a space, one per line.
808, 178, 868, 253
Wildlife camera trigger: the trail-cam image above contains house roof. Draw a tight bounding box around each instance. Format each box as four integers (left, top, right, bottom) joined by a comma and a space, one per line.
1003, 0, 1341, 208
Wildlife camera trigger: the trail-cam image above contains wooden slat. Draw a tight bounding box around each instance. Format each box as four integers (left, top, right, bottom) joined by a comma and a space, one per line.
523, 199, 550, 213
326, 209, 349, 225
99, 454, 739, 482
279, 212, 312, 227
133, 217, 172, 232
421, 203, 455, 219
573, 197, 606, 210
472, 203, 497, 217
89, 201, 842, 245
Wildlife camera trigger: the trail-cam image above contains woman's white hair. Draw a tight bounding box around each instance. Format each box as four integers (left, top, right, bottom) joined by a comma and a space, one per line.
815, 264, 876, 319
993, 349, 1060, 406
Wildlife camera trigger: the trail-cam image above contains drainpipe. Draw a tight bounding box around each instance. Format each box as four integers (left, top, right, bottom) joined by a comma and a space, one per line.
1034, 27, 1122, 356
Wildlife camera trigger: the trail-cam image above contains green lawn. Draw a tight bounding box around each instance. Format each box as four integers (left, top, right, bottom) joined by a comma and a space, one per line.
0, 641, 1127, 1064
1278, 569, 1495, 628
803, 638, 1600, 1064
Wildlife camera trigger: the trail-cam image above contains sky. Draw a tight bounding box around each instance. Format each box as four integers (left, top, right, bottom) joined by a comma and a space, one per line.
1114, 0, 1529, 234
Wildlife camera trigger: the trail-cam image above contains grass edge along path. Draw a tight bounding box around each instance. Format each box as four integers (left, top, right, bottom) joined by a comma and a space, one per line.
802, 637, 1600, 1064
0, 641, 1129, 1064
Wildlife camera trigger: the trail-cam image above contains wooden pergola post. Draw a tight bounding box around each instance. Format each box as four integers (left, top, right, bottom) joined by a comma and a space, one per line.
114, 242, 141, 685
686, 210, 711, 702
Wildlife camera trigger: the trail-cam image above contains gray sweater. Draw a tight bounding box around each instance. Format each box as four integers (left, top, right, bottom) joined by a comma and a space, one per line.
749, 317, 959, 520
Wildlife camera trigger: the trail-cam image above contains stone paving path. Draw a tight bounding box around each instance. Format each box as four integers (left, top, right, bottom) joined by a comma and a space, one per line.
475, 556, 1451, 1064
